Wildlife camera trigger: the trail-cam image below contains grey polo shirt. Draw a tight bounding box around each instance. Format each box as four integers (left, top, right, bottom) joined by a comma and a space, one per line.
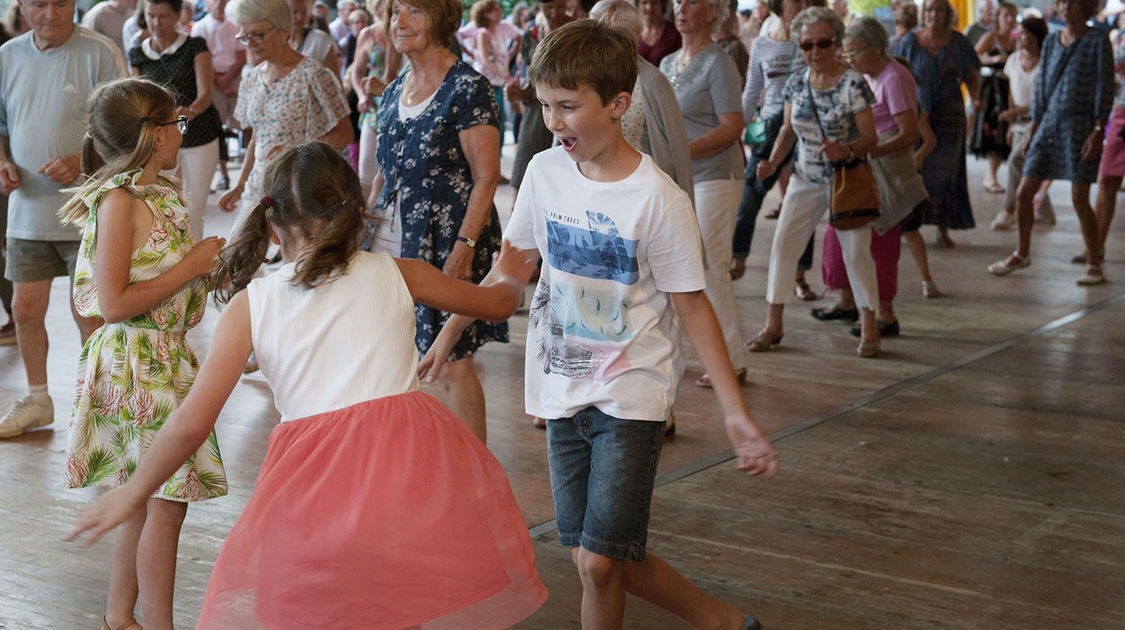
0, 27, 126, 241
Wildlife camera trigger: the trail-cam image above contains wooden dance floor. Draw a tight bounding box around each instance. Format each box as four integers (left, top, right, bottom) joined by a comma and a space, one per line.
1, 155, 1123, 629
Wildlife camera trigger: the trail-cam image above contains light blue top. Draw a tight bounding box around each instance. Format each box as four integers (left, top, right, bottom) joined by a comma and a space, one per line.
0, 27, 125, 241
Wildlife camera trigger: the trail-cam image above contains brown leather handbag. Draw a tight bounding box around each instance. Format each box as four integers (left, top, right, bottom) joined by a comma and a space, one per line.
807, 81, 879, 231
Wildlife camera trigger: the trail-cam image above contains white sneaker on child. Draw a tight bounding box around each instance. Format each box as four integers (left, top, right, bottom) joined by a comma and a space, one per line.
0, 395, 54, 439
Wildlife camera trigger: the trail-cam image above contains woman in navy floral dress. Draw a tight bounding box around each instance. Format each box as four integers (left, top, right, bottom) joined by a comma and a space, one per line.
368, 0, 505, 442
987, 0, 1113, 284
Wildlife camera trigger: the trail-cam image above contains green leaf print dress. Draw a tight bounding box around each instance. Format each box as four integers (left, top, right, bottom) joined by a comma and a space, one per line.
65, 169, 227, 502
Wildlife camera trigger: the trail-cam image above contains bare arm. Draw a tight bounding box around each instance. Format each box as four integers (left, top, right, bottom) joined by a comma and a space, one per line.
218, 137, 255, 212
756, 101, 797, 180
442, 123, 501, 280
66, 292, 254, 547
823, 107, 877, 162
689, 111, 743, 160
319, 116, 353, 152
868, 108, 918, 159
670, 290, 778, 476
417, 242, 542, 382
914, 111, 936, 169
395, 239, 537, 322
0, 135, 19, 193
182, 50, 215, 116
94, 189, 225, 323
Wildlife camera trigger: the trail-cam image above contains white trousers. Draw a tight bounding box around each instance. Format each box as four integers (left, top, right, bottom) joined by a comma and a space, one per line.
694, 177, 747, 371
766, 172, 878, 310
178, 139, 220, 240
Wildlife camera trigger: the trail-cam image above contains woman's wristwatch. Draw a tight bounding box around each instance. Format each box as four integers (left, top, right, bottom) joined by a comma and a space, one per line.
456, 235, 476, 248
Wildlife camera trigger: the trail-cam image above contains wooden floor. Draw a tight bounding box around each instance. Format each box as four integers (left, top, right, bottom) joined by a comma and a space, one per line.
1, 152, 1123, 630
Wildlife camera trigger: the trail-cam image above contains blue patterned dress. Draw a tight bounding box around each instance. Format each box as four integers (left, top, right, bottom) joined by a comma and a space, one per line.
895, 31, 979, 230
369, 60, 507, 358
1023, 29, 1114, 184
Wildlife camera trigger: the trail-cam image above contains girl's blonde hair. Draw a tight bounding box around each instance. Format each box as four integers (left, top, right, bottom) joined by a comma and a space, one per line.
59, 78, 177, 225
211, 142, 371, 302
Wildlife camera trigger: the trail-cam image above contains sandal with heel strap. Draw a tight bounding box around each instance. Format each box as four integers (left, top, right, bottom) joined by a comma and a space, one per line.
103, 617, 142, 630
987, 251, 1030, 276
747, 330, 783, 352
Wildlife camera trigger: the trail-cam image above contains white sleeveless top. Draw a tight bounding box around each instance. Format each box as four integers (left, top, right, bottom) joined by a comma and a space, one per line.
247, 251, 419, 422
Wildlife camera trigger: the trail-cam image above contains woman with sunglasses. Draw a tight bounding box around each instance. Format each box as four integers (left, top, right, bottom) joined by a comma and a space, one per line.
753, 6, 883, 357
893, 0, 980, 249
814, 16, 935, 342
217, 0, 351, 230
129, 0, 225, 241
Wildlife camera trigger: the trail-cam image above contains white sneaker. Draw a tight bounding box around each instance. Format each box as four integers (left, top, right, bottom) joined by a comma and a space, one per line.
0, 395, 54, 439
990, 210, 1016, 231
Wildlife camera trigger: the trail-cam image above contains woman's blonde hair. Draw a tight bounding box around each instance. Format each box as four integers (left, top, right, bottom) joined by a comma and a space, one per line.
59, 78, 177, 225
211, 142, 372, 301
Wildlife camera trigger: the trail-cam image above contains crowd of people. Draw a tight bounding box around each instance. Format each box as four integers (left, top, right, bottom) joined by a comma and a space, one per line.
0, 0, 1121, 626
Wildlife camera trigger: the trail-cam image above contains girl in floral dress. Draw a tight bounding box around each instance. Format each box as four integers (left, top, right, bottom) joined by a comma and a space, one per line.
60, 78, 227, 630
67, 142, 547, 629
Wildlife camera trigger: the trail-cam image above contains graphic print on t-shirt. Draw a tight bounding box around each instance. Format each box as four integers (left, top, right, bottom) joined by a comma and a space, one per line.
531, 211, 640, 379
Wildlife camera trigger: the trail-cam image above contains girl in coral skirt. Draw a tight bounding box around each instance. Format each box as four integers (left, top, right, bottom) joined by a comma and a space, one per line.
68, 141, 547, 629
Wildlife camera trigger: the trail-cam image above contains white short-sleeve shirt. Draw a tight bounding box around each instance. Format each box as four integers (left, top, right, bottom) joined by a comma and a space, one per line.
504, 148, 706, 422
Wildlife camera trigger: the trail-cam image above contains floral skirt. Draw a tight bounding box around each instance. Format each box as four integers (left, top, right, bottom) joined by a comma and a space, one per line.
65, 323, 227, 502
197, 391, 547, 629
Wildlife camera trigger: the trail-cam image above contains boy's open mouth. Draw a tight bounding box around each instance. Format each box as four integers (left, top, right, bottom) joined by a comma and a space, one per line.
559, 137, 576, 151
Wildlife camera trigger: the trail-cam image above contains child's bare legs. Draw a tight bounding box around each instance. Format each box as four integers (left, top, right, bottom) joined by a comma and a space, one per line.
434, 356, 487, 443
105, 505, 147, 629
136, 498, 188, 630
983, 154, 1004, 190
572, 547, 745, 630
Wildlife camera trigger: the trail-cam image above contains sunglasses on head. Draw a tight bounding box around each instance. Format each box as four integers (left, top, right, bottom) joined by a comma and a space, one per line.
799, 38, 835, 51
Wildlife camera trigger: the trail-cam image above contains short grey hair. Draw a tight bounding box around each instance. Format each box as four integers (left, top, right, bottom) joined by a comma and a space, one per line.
844, 15, 888, 52
230, 0, 294, 33
674, 0, 730, 35
336, 0, 357, 7
790, 5, 844, 44
590, 0, 643, 37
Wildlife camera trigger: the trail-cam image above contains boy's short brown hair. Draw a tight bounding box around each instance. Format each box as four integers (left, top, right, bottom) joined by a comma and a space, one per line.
528, 19, 637, 105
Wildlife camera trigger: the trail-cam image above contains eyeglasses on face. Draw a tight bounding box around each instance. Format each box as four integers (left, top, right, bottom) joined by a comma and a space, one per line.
842, 45, 869, 60
236, 25, 276, 44
142, 115, 190, 135
798, 38, 835, 51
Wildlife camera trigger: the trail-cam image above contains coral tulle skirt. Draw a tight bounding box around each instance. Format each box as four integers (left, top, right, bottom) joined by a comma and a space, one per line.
196, 391, 547, 629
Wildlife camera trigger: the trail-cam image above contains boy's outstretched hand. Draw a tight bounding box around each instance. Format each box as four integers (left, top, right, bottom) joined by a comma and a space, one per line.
64, 487, 145, 547
725, 416, 779, 477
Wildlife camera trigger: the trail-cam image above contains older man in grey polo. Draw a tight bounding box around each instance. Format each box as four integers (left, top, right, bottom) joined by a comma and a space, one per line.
0, 0, 125, 438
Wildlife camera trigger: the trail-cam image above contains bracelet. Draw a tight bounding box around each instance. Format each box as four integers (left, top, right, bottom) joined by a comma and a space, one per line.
456, 235, 476, 248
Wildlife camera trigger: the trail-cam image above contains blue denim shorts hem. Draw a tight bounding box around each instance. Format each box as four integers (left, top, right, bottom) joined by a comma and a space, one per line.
547, 407, 664, 563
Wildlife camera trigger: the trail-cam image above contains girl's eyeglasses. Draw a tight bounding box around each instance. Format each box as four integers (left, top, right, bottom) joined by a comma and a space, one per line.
799, 39, 835, 51
142, 116, 190, 135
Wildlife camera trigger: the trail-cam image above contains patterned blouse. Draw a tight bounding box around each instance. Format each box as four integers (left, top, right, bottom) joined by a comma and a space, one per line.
782, 67, 875, 184
234, 56, 349, 202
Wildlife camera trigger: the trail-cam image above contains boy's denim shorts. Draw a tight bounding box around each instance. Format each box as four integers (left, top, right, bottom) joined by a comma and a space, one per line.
546, 406, 666, 562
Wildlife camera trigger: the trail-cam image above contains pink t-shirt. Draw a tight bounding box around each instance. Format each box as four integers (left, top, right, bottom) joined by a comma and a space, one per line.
866, 59, 918, 135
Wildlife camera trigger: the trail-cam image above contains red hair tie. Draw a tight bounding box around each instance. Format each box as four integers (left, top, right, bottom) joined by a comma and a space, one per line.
260, 196, 273, 208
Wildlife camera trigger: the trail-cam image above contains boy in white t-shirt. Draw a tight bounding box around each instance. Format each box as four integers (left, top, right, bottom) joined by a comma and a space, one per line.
419, 19, 777, 630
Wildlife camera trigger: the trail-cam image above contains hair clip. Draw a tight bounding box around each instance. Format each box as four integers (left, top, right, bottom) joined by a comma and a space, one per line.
260, 196, 273, 208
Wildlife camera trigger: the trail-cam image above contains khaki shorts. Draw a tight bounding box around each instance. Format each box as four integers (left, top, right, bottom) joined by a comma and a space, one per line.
4, 238, 80, 283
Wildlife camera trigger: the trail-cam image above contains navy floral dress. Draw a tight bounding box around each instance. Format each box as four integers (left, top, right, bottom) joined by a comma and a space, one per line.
369, 60, 507, 359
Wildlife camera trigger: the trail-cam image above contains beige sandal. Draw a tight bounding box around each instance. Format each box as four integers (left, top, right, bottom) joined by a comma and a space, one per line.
102, 617, 142, 630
